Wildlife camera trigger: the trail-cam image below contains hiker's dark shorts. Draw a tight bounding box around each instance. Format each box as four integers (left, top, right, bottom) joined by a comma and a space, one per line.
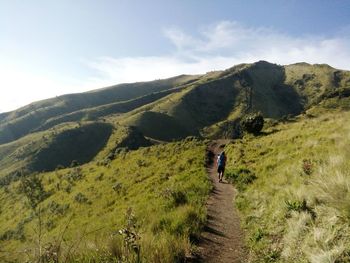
217, 165, 225, 174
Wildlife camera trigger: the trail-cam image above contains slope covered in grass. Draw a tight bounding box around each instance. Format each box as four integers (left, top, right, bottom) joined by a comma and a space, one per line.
0, 75, 199, 144
0, 61, 350, 262
30, 122, 113, 172
223, 109, 350, 262
0, 122, 81, 183
1, 61, 350, 148
120, 61, 350, 141
0, 139, 210, 262
0, 122, 115, 182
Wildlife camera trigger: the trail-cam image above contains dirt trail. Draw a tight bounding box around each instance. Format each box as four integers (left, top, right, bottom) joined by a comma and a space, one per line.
197, 140, 246, 263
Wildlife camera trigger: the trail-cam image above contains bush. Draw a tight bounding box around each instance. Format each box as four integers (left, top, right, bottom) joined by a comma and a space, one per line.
285, 199, 316, 219
225, 168, 257, 191
162, 188, 188, 207
112, 182, 123, 194
19, 175, 50, 209
241, 113, 264, 134
302, 159, 313, 175
74, 193, 89, 204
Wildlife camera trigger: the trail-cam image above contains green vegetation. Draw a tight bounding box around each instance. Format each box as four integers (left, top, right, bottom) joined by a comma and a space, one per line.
0, 75, 199, 144
1, 61, 350, 262
241, 113, 264, 134
30, 122, 113, 172
2, 61, 350, 147
224, 109, 350, 262
0, 139, 210, 262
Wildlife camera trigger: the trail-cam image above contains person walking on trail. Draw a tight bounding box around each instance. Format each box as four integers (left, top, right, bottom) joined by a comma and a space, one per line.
217, 151, 227, 182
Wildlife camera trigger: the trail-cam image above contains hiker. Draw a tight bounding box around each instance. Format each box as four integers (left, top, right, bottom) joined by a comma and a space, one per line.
217, 151, 227, 182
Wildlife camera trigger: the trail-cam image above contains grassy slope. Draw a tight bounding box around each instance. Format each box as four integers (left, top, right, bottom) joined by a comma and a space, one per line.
285, 63, 350, 107
0, 61, 350, 262
224, 108, 350, 262
0, 139, 210, 262
0, 75, 199, 145
30, 122, 113, 172
0, 122, 116, 181
0, 123, 81, 180
1, 61, 349, 146
121, 62, 305, 140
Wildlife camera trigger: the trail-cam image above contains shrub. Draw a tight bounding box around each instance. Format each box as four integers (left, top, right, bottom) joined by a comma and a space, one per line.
118, 208, 141, 261
65, 167, 84, 182
19, 175, 49, 209
225, 168, 257, 191
112, 182, 123, 194
95, 173, 104, 181
70, 160, 79, 167
241, 113, 264, 134
302, 159, 313, 175
162, 188, 188, 207
47, 201, 69, 215
285, 199, 316, 219
250, 228, 264, 243
285, 199, 307, 212
74, 193, 89, 204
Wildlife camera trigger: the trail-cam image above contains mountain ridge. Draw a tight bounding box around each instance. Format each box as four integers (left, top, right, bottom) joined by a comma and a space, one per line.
1, 61, 350, 262
0, 60, 349, 179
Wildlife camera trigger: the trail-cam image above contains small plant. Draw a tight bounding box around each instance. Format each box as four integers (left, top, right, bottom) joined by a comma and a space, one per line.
285, 199, 307, 212
302, 159, 313, 175
18, 175, 51, 259
95, 173, 104, 181
162, 188, 187, 207
285, 199, 316, 219
47, 201, 69, 215
250, 228, 264, 243
225, 168, 257, 191
70, 160, 79, 167
241, 113, 264, 134
65, 167, 84, 182
264, 248, 281, 262
74, 193, 89, 204
112, 182, 123, 194
19, 175, 50, 209
118, 208, 141, 262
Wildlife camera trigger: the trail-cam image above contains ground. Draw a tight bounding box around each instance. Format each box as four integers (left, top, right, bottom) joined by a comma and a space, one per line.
198, 140, 246, 262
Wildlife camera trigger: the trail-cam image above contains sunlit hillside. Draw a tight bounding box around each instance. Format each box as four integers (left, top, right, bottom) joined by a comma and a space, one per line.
0, 61, 350, 262
224, 108, 350, 262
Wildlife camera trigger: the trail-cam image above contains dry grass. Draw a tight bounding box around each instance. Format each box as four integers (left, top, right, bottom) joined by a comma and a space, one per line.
224, 109, 350, 262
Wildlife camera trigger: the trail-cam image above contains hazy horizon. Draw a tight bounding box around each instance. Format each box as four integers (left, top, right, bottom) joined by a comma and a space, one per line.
1, 0, 350, 113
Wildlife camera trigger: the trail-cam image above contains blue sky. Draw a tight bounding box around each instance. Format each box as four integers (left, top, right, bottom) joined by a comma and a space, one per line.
1, 0, 350, 112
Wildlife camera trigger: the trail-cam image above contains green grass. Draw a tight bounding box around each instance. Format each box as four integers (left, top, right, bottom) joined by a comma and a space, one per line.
0, 75, 199, 144
0, 122, 81, 181
223, 109, 350, 262
2, 61, 350, 146
1, 60, 350, 262
30, 122, 113, 172
0, 139, 211, 262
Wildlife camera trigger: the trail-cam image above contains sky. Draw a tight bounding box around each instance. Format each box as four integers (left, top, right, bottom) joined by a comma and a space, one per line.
1, 0, 350, 113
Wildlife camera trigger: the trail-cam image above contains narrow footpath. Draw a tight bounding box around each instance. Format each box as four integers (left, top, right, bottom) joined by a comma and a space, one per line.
197, 140, 246, 263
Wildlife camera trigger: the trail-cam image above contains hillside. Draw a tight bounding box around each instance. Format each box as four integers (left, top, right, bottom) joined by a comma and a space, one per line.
0, 61, 350, 262
223, 108, 350, 262
0, 75, 199, 144
0, 139, 210, 262
120, 61, 350, 140
1, 61, 350, 147
1, 61, 350, 186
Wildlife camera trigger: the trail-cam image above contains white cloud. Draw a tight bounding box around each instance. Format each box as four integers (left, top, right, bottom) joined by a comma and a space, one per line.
88, 21, 350, 88
1, 20, 350, 113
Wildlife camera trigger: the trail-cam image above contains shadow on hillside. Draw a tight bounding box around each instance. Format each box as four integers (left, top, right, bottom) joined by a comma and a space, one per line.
29, 123, 113, 172
258, 128, 281, 136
